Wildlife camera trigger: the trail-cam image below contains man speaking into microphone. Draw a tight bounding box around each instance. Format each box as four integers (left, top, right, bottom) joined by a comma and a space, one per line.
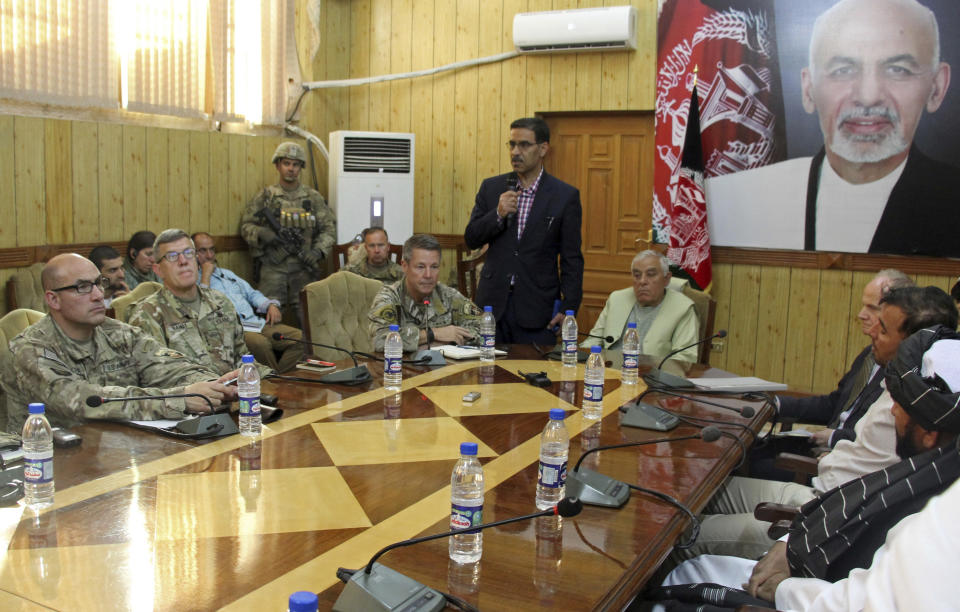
368, 234, 483, 352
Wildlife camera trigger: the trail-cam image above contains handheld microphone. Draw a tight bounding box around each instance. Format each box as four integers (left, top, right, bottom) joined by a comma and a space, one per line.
637, 386, 756, 418
272, 332, 373, 385
504, 172, 519, 219
85, 394, 238, 437
578, 331, 615, 344
567, 427, 721, 508
333, 497, 583, 611
644, 329, 728, 389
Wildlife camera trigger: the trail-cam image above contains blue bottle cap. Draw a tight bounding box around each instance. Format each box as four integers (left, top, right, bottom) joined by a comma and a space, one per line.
627, 322, 637, 328
565, 310, 574, 316
460, 442, 478, 455
28, 403, 45, 414
591, 345, 602, 353
389, 324, 399, 331
484, 305, 492, 312
241, 354, 254, 364
288, 590, 319, 612
549, 408, 566, 420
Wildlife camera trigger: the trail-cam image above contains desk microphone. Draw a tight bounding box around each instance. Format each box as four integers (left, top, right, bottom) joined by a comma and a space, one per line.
578, 331, 615, 344
333, 497, 583, 611
413, 299, 446, 366
85, 394, 239, 437
272, 333, 373, 385
567, 427, 721, 508
644, 329, 727, 389
637, 387, 756, 418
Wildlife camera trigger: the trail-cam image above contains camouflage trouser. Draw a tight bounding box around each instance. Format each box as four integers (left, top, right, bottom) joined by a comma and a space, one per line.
258, 258, 319, 327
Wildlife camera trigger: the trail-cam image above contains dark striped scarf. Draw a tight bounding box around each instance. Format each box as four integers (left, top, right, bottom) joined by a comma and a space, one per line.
786, 440, 960, 581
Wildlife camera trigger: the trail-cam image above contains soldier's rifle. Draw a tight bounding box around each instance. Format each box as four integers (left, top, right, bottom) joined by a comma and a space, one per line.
255, 206, 319, 276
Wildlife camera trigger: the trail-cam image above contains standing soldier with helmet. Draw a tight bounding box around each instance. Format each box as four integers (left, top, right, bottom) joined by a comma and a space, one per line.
241, 141, 336, 323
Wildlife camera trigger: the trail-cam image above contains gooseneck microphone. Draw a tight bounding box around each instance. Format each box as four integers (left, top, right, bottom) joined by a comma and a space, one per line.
85, 393, 238, 437
412, 299, 446, 366
645, 329, 728, 389
272, 332, 373, 385
567, 427, 721, 508
333, 498, 583, 611
637, 386, 756, 418
578, 331, 615, 344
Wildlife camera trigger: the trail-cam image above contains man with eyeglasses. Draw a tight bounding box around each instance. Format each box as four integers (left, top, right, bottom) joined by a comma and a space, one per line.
1, 253, 235, 432
464, 117, 584, 345
191, 231, 304, 373
128, 229, 270, 378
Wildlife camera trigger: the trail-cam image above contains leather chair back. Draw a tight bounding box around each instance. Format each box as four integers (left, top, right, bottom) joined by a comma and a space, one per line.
0, 309, 46, 431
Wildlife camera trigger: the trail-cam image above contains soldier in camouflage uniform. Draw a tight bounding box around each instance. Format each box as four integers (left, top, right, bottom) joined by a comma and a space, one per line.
2, 254, 235, 432
127, 230, 271, 378
240, 142, 336, 317
368, 234, 483, 352
343, 227, 404, 283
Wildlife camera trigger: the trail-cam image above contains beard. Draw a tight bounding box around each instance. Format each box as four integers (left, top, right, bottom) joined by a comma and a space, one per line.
829, 105, 910, 164
895, 422, 923, 459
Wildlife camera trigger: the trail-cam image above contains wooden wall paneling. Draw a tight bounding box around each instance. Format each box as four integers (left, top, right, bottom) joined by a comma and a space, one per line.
915, 273, 951, 291
208, 132, 230, 235
188, 131, 211, 233
453, 0, 480, 237
431, 0, 457, 233
410, 0, 435, 232
369, 0, 392, 133
0, 117, 14, 248
324, 0, 351, 156
227, 134, 247, 235
260, 136, 284, 188
71, 121, 99, 242
524, 0, 552, 116
810, 270, 853, 392
782, 268, 822, 392
600, 48, 628, 110
389, 0, 413, 134
753, 266, 791, 384
349, 0, 372, 131
145, 127, 170, 232
14, 117, 46, 247
549, 0, 577, 111
122, 125, 148, 238
708, 262, 733, 370
573, 0, 604, 111
475, 0, 504, 185
724, 265, 761, 375
167, 130, 191, 233
245, 137, 265, 210
44, 119, 73, 244
97, 122, 124, 241
628, 0, 656, 110
844, 270, 874, 371
499, 0, 527, 174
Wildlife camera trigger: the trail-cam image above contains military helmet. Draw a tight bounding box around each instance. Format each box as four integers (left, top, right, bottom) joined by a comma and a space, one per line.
272, 142, 307, 165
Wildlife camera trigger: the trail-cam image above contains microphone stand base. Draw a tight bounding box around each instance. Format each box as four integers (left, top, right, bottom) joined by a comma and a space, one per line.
643, 369, 695, 389
176, 413, 239, 437
319, 365, 374, 386
333, 562, 446, 612
566, 468, 631, 508
620, 402, 679, 431
412, 349, 446, 366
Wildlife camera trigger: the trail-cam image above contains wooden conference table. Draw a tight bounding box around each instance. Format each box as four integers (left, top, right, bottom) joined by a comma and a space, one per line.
0, 347, 769, 611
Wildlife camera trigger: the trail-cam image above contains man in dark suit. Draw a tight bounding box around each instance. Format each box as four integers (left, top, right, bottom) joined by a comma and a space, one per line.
464, 117, 584, 344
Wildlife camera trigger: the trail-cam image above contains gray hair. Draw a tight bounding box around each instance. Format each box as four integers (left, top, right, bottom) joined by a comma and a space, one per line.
631, 250, 671, 276
402, 234, 441, 262
153, 228, 194, 254
875, 268, 914, 293
808, 0, 940, 77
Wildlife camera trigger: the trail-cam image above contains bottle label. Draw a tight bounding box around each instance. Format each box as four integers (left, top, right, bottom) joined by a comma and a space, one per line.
583, 383, 604, 402
239, 396, 260, 418
622, 352, 638, 370
538, 459, 567, 488
385, 356, 402, 374
450, 502, 483, 533
482, 333, 495, 348
24, 450, 53, 484
562, 341, 577, 355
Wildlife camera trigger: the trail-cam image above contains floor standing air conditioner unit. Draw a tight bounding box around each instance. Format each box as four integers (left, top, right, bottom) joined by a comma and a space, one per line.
328, 131, 415, 245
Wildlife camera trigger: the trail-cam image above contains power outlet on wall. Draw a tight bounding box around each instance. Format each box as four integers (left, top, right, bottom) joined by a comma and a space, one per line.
710, 340, 725, 353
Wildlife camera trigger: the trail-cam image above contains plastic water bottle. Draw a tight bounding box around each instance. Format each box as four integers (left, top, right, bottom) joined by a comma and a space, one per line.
621, 321, 640, 385
583, 345, 605, 420
22, 403, 54, 508
287, 590, 319, 612
384, 324, 403, 390
449, 442, 484, 563
561, 310, 578, 367
238, 354, 261, 437
480, 306, 496, 362
535, 409, 569, 510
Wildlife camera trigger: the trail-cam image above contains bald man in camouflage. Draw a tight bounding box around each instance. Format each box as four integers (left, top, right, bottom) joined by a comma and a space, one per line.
240, 142, 336, 322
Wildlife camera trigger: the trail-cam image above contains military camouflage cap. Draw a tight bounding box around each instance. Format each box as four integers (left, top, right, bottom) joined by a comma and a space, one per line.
272, 142, 307, 165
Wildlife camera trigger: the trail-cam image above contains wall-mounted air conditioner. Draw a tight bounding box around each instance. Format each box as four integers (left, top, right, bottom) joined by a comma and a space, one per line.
513, 5, 637, 54
328, 130, 415, 246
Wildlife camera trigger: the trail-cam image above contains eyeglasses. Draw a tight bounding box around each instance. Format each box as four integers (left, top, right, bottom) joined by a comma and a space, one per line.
196, 246, 216, 254
50, 277, 107, 294
506, 140, 540, 150
158, 248, 197, 262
